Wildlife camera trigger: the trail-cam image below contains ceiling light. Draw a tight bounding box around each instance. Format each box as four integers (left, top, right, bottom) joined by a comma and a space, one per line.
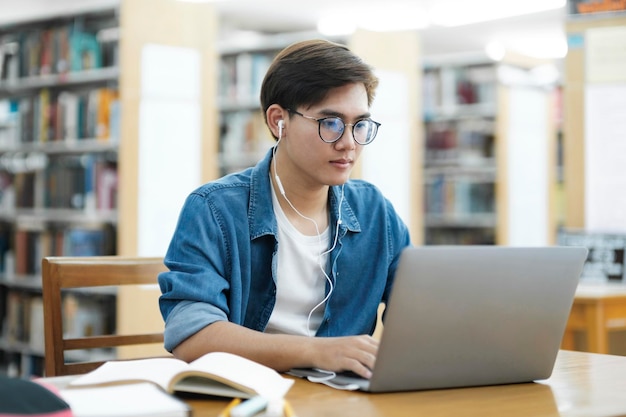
505, 32, 568, 59
358, 6, 430, 32
485, 41, 505, 61
317, 15, 357, 36
318, 4, 429, 35
430, 0, 566, 27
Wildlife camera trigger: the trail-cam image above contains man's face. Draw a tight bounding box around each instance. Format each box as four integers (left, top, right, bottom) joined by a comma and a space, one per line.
280, 82, 371, 190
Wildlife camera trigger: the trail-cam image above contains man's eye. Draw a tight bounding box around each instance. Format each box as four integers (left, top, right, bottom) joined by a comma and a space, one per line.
321, 118, 344, 132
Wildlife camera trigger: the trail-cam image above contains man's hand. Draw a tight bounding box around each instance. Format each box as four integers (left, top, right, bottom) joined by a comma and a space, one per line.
174, 321, 379, 379
309, 335, 378, 379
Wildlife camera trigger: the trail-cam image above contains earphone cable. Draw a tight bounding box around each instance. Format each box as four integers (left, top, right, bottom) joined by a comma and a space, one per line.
272, 138, 343, 337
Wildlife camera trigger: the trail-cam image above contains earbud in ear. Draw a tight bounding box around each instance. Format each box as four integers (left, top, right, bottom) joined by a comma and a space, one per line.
278, 120, 284, 138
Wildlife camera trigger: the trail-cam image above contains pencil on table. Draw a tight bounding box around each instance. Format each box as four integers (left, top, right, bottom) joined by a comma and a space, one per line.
284, 400, 297, 417
218, 398, 242, 417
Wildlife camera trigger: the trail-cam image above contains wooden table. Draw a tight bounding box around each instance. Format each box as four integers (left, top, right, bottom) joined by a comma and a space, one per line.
180, 350, 626, 417
562, 283, 626, 353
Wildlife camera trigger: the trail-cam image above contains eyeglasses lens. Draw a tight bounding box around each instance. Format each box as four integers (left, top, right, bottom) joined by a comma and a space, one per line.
319, 118, 344, 142
354, 120, 377, 145
319, 117, 377, 144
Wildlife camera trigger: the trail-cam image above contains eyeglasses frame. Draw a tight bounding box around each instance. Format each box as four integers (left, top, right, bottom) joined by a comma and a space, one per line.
286, 108, 381, 145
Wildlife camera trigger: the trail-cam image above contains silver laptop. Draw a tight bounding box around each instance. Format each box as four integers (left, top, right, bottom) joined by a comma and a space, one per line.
290, 245, 588, 392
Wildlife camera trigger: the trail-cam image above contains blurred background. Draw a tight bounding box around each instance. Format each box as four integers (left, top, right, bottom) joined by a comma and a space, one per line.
1, 0, 626, 377
1, 0, 569, 59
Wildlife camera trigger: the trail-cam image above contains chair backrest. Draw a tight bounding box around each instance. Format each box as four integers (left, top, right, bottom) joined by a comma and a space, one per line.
41, 256, 168, 377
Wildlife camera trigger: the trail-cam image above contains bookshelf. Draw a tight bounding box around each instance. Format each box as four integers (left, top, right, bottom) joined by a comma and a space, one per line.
422, 59, 497, 244
421, 55, 557, 245
0, 0, 219, 377
216, 32, 331, 176
0, 5, 120, 378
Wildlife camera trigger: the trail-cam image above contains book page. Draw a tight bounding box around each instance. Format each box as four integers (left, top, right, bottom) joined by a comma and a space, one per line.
69, 357, 189, 391
173, 376, 255, 399
186, 352, 294, 398
68, 352, 294, 399
60, 382, 190, 417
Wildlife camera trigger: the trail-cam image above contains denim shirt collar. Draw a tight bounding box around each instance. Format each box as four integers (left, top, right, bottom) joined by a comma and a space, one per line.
248, 147, 362, 241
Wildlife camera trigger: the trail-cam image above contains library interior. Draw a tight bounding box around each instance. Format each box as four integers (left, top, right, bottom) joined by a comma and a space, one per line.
1, 0, 626, 415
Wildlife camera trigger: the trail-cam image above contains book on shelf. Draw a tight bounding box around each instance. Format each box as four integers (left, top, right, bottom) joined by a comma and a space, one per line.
2, 294, 48, 376
45, 155, 86, 210
0, 98, 19, 146
0, 225, 10, 273
7, 85, 119, 144
67, 351, 295, 400
69, 29, 102, 72
17, 96, 33, 143
423, 63, 496, 116
234, 52, 272, 103
424, 178, 494, 216
219, 51, 273, 104
0, 40, 19, 81
4, 291, 28, 344
220, 110, 275, 174
62, 292, 113, 340
95, 88, 118, 140
57, 91, 79, 140
14, 229, 42, 275
95, 161, 118, 210
28, 296, 45, 353
14, 171, 35, 208
9, 21, 106, 78
62, 226, 112, 257
44, 154, 118, 211
10, 225, 114, 276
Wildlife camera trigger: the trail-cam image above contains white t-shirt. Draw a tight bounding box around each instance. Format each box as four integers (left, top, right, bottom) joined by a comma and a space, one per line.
265, 181, 330, 336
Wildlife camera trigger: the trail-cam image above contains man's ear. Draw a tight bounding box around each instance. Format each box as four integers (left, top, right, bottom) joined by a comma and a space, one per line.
266, 105, 287, 140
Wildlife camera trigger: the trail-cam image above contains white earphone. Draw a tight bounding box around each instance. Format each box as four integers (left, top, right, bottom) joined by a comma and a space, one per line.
274, 120, 286, 195
271, 115, 344, 337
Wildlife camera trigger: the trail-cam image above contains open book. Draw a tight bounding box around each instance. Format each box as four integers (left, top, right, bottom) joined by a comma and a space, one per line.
60, 383, 191, 417
68, 352, 294, 399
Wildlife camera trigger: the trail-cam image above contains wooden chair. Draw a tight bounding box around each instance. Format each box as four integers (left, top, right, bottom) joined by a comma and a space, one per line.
41, 256, 168, 377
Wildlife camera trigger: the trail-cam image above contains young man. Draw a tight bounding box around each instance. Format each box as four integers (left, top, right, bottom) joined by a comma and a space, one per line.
158, 39, 411, 379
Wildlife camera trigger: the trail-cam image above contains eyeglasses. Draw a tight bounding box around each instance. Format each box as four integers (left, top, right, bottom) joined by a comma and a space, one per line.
286, 109, 381, 145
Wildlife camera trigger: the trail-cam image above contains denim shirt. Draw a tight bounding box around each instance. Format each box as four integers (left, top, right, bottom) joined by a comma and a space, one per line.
158, 148, 412, 352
